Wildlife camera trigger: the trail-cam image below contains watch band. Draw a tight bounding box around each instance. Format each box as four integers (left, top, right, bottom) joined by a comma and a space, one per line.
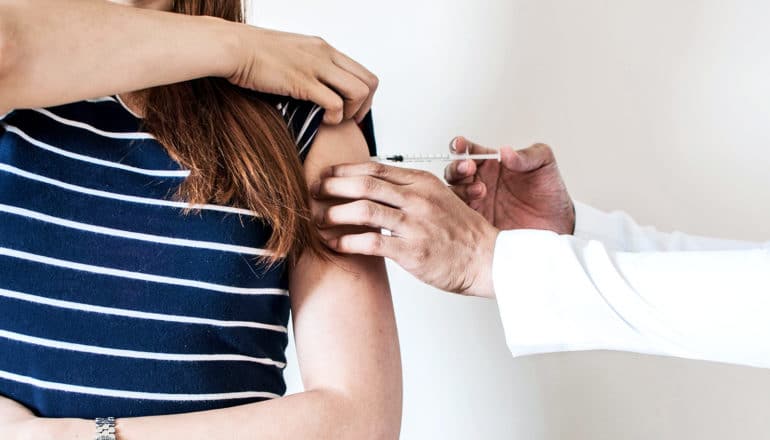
95, 417, 117, 440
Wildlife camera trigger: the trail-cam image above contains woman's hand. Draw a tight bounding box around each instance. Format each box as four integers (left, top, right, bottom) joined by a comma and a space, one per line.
0, 1, 378, 123
227, 27, 379, 125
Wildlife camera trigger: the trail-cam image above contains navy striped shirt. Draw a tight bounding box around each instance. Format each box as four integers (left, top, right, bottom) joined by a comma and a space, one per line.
0, 95, 333, 418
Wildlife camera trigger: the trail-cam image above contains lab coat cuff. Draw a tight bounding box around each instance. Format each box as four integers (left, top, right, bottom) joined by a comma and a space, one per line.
493, 230, 586, 358
573, 201, 623, 249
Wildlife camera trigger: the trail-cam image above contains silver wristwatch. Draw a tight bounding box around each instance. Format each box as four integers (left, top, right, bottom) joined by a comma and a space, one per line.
95, 417, 117, 440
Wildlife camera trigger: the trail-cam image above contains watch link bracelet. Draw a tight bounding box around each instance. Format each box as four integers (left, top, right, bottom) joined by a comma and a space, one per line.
95, 417, 117, 440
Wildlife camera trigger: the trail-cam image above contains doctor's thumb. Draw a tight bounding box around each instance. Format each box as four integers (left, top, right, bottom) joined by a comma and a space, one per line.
503, 143, 556, 173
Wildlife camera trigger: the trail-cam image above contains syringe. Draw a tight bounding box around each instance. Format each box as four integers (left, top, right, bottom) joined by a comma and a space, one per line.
372, 152, 501, 163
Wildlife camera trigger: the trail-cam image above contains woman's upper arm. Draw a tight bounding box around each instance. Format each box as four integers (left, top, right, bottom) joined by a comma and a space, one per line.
289, 120, 402, 437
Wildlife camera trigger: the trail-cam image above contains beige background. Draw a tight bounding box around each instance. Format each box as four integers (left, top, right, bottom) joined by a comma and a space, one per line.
253, 0, 770, 438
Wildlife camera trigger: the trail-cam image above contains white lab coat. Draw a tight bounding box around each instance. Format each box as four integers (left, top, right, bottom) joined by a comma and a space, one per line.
493, 202, 770, 368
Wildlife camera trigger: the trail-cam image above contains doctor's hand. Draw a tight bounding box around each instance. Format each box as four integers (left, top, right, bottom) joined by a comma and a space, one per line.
311, 163, 500, 298
445, 138, 576, 234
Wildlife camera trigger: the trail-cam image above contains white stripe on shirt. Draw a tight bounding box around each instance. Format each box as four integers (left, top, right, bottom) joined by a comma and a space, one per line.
0, 370, 281, 401
0, 248, 289, 296
0, 288, 288, 333
1, 123, 188, 177
0, 203, 272, 256
296, 105, 323, 147
0, 329, 286, 368
85, 97, 118, 103
32, 108, 155, 139
0, 163, 259, 217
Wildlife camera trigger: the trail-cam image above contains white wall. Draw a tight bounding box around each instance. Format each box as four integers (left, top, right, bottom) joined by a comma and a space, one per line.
251, 1, 770, 438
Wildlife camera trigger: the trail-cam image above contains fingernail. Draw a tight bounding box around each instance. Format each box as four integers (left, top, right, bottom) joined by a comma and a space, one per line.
450, 138, 459, 153
458, 161, 469, 174
470, 183, 484, 197
327, 238, 339, 249
310, 181, 320, 197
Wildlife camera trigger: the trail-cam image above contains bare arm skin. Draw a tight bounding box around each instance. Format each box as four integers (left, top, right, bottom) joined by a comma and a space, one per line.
0, 0, 378, 123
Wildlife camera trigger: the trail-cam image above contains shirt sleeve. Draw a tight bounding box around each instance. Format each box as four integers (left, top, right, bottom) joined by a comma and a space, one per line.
493, 212, 770, 368
274, 99, 325, 163
272, 97, 378, 163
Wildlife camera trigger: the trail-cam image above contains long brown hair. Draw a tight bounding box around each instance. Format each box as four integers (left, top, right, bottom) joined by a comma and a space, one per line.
142, 0, 322, 265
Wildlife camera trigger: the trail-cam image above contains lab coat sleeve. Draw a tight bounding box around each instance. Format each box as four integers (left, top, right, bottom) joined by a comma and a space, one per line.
493, 206, 770, 368
572, 201, 759, 252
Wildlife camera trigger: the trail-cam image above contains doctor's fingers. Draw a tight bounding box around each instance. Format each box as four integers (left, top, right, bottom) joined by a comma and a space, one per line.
450, 181, 487, 203
325, 232, 404, 259
451, 136, 497, 156
318, 200, 408, 233
444, 158, 478, 185
446, 136, 497, 185
323, 161, 424, 185
504, 143, 556, 173
312, 175, 409, 207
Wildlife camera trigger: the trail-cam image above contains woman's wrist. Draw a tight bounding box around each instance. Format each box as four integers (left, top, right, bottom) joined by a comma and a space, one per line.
22, 417, 92, 440
196, 15, 245, 80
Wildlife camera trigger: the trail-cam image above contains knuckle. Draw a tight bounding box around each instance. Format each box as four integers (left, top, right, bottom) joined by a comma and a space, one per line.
365, 234, 384, 252
362, 176, 380, 193
413, 242, 431, 263
311, 36, 328, 47
355, 82, 370, 99
395, 209, 408, 226
369, 74, 380, 90
368, 162, 388, 177
534, 142, 554, 156
423, 171, 442, 186
329, 99, 344, 113
366, 203, 380, 222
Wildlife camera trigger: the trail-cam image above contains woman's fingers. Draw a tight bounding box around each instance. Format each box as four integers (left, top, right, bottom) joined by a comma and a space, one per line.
304, 81, 346, 125
331, 51, 379, 122
319, 65, 371, 121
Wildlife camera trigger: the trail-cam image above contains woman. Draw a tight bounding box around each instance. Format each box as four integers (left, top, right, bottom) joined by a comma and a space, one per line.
0, 1, 402, 439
